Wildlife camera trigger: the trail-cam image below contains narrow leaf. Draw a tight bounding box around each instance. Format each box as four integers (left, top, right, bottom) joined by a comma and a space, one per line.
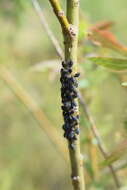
87, 22, 127, 56
88, 57, 127, 71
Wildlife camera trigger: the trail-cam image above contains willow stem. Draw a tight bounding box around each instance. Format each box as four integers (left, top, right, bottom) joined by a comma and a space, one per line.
48, 0, 75, 38
64, 0, 85, 190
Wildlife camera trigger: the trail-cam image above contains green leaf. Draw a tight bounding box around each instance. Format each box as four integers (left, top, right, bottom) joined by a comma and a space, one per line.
88, 57, 127, 71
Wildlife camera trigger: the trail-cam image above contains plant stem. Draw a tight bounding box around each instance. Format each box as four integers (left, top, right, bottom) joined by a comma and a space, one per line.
64, 1, 85, 190
79, 94, 120, 188
48, 0, 75, 38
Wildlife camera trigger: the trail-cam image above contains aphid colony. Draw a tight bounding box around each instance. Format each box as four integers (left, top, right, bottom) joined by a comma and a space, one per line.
60, 60, 80, 149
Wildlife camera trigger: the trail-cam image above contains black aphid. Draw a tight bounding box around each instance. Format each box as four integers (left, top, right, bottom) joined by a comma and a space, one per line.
60, 60, 80, 149
68, 60, 73, 68
75, 128, 80, 135
74, 72, 80, 78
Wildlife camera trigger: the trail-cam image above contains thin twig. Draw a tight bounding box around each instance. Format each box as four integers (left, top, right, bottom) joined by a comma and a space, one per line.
0, 67, 68, 162
103, 160, 127, 174
31, 0, 63, 59
79, 94, 121, 188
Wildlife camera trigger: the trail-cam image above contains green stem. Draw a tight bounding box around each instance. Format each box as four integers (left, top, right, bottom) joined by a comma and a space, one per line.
64, 0, 85, 190
48, 0, 75, 38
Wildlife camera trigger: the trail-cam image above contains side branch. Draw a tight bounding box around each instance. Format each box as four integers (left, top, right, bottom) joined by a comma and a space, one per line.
48, 0, 75, 38
79, 94, 120, 188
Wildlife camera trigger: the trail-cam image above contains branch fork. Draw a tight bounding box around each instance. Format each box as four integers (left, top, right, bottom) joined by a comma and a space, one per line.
48, 0, 76, 38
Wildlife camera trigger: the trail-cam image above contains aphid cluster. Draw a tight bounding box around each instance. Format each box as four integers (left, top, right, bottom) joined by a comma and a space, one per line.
60, 60, 80, 149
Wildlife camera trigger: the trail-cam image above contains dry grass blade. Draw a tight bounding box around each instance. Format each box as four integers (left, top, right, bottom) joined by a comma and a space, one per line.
0, 67, 68, 162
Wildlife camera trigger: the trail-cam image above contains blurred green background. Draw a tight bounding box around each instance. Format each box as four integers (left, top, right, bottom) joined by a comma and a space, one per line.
0, 0, 127, 190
